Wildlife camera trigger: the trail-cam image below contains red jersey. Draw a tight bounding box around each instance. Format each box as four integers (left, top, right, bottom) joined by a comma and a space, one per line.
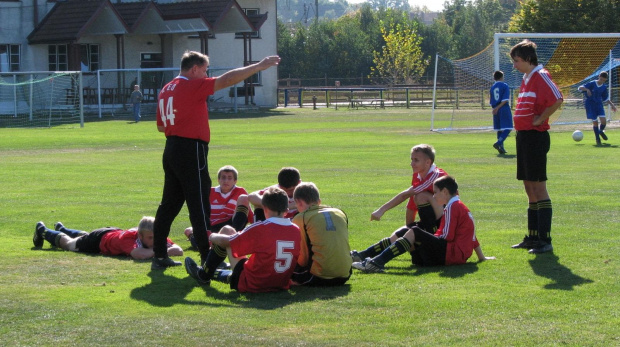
99, 229, 173, 257
434, 197, 479, 265
156, 76, 216, 143
513, 65, 563, 132
259, 184, 298, 219
406, 164, 448, 212
210, 186, 253, 225
229, 218, 301, 292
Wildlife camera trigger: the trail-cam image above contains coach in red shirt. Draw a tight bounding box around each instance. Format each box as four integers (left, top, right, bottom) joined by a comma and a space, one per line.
151, 51, 280, 270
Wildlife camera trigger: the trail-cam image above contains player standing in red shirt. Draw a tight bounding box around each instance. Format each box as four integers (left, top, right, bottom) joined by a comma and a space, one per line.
352, 176, 494, 272
509, 40, 563, 254
151, 51, 280, 270
185, 187, 301, 292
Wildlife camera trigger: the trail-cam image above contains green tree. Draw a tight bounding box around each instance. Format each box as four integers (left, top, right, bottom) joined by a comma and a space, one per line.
370, 21, 429, 85
509, 0, 620, 33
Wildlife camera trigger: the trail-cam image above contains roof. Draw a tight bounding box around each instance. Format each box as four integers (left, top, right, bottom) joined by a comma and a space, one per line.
28, 0, 263, 44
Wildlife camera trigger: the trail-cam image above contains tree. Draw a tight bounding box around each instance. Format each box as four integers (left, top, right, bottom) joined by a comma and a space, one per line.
370, 21, 429, 85
509, 0, 620, 33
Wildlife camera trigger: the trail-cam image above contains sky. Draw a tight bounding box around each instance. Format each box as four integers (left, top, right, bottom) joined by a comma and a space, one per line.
347, 0, 445, 12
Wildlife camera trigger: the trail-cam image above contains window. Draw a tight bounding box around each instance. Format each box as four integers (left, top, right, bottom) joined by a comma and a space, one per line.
48, 45, 68, 71
80, 44, 99, 72
48, 44, 100, 71
0, 44, 20, 72
246, 60, 262, 85
235, 8, 260, 39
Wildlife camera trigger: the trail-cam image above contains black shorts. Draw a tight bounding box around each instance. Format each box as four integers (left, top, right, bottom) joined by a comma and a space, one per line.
291, 265, 351, 286
410, 227, 446, 266
516, 130, 550, 182
229, 257, 248, 290
74, 227, 120, 253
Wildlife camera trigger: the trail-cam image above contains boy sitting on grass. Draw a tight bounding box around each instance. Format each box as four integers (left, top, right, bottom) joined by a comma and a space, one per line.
353, 175, 494, 273
351, 144, 447, 263
32, 216, 182, 260
185, 187, 301, 292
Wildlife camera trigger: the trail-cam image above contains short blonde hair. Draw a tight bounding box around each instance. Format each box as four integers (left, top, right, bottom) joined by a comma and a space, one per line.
137, 216, 155, 236
218, 165, 238, 180
294, 182, 320, 205
411, 144, 435, 164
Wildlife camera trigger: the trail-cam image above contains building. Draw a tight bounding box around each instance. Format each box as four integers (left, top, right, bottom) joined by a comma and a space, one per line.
0, 0, 278, 109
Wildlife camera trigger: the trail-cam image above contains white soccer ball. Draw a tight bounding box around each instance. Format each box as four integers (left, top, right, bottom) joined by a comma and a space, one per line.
572, 130, 584, 142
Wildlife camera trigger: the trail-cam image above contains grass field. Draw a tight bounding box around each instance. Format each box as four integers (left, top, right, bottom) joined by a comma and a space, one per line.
1, 108, 618, 346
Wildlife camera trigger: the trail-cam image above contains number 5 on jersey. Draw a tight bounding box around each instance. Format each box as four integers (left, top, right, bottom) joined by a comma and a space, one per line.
159, 96, 176, 126
274, 240, 295, 273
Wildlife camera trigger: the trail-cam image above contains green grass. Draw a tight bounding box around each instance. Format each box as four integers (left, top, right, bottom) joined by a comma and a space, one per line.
1, 108, 619, 346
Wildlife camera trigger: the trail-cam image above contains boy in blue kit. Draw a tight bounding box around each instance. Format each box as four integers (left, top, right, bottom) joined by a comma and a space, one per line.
490, 70, 513, 154
578, 71, 616, 145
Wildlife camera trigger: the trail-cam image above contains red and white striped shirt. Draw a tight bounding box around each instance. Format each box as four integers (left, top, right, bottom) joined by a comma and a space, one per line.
406, 164, 448, 212
210, 185, 250, 226
513, 65, 563, 132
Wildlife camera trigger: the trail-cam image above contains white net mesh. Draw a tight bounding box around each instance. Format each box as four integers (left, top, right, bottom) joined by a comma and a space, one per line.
432, 34, 620, 131
0, 72, 82, 128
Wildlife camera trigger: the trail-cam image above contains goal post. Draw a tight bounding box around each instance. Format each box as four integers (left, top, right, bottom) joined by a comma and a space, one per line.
0, 71, 83, 128
432, 33, 620, 131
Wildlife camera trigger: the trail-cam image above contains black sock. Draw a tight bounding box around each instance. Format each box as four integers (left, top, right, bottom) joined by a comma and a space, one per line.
203, 244, 227, 279
417, 203, 438, 233
528, 202, 538, 240
253, 208, 266, 222
359, 237, 392, 259
231, 205, 249, 231
43, 228, 62, 247
537, 199, 552, 243
373, 237, 411, 267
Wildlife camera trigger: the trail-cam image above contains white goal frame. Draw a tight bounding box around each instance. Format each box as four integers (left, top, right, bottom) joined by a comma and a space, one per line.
432, 33, 620, 131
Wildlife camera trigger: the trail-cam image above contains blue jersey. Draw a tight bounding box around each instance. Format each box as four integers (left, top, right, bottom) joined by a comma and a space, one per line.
490, 81, 510, 108
581, 80, 609, 106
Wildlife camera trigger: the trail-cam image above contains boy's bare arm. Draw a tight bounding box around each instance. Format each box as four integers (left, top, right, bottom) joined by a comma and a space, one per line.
130, 247, 155, 260
167, 244, 184, 257
209, 233, 232, 248
474, 245, 496, 262
532, 99, 563, 126
371, 186, 415, 221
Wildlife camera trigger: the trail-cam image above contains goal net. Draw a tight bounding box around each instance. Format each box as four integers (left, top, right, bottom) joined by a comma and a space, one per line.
431, 33, 620, 131
0, 71, 83, 128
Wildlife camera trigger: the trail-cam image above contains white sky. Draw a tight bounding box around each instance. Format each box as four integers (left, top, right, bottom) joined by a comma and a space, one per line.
347, 0, 445, 12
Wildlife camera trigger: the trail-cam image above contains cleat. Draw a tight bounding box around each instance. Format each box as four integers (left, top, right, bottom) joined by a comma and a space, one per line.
217, 261, 231, 270
493, 142, 506, 154
184, 257, 210, 285
352, 257, 384, 273
54, 222, 65, 231
600, 131, 608, 141
33, 222, 45, 248
529, 242, 553, 254
511, 235, 536, 249
151, 257, 181, 270
596, 139, 602, 146
350, 250, 364, 263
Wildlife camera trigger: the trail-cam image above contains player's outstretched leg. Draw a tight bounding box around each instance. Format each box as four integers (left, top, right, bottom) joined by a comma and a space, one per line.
184, 257, 211, 285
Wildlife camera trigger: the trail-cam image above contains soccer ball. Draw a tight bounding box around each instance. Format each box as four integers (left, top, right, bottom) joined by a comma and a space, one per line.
572, 130, 584, 142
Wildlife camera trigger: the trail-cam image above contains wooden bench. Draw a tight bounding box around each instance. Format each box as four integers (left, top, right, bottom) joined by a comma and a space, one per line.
349, 98, 385, 109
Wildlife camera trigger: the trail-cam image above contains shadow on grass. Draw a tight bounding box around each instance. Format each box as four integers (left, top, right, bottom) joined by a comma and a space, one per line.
497, 154, 516, 159
130, 270, 351, 310
528, 253, 593, 290
362, 262, 480, 278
